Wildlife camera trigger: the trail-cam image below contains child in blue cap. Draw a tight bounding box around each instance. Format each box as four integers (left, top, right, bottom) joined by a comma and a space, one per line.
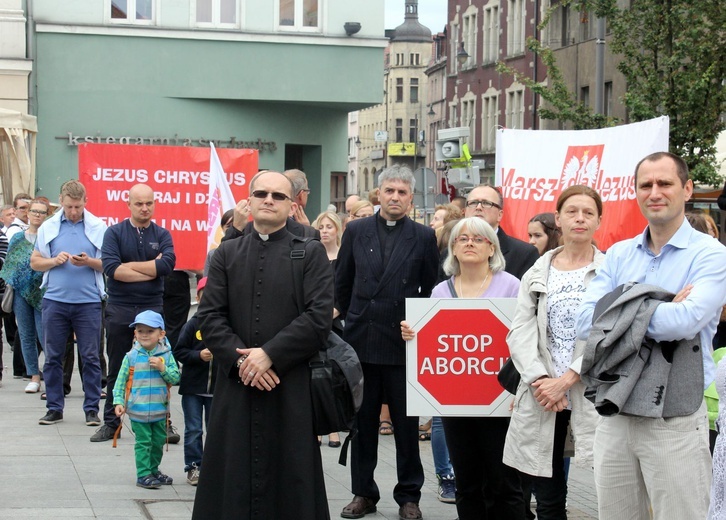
113, 310, 181, 489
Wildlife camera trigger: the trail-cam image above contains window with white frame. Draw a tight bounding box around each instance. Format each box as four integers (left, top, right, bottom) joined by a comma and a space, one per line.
409, 119, 417, 143
482, 92, 499, 151
449, 101, 458, 128
462, 7, 478, 69
195, 0, 238, 27
396, 53, 405, 66
483, 2, 500, 63
505, 87, 525, 129
278, 0, 320, 31
604, 81, 613, 117
461, 95, 477, 148
450, 23, 460, 74
507, 0, 525, 56
110, 0, 153, 23
410, 78, 419, 104
410, 53, 420, 66
396, 78, 404, 102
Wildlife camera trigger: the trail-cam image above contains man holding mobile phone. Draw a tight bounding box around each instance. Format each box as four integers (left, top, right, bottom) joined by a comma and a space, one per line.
31, 180, 108, 427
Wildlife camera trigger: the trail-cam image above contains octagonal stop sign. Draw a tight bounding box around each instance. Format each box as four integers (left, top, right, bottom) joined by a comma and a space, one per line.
417, 309, 510, 406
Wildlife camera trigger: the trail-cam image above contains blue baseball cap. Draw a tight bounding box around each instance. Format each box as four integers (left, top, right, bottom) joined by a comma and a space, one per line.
129, 310, 165, 330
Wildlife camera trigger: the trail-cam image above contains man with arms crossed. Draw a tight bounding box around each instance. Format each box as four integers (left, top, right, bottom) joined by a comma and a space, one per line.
576, 152, 726, 519
91, 184, 176, 442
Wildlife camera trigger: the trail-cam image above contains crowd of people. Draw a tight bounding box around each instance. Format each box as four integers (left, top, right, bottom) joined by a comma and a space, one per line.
2, 151, 726, 520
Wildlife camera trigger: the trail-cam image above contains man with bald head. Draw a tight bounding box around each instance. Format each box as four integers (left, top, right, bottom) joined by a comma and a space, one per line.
192, 171, 333, 518
465, 185, 539, 279
91, 183, 176, 442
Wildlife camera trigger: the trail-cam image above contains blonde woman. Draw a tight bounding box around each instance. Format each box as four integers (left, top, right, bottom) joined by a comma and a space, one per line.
313, 210, 343, 448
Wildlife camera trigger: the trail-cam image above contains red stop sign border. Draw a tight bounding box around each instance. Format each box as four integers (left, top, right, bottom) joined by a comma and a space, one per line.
405, 298, 518, 417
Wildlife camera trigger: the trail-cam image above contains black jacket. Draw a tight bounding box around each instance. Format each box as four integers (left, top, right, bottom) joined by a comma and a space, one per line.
336, 215, 439, 365
173, 313, 216, 395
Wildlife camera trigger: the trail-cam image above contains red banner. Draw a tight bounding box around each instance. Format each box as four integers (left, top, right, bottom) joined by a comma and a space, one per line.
78, 143, 257, 270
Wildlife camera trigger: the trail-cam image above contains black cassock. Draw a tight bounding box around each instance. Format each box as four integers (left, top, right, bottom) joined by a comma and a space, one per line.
192, 227, 333, 520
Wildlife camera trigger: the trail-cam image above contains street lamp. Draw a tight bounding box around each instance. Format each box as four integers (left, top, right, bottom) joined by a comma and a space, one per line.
456, 42, 469, 66
355, 136, 361, 147
427, 104, 435, 117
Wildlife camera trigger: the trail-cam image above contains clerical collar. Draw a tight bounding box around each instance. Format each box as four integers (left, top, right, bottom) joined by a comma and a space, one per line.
254, 226, 288, 242
376, 212, 403, 228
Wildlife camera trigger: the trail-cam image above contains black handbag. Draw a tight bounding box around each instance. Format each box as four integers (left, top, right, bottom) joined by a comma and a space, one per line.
497, 358, 521, 395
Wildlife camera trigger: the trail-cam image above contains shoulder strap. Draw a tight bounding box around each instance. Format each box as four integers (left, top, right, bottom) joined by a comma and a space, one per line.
290, 237, 314, 316
447, 277, 458, 298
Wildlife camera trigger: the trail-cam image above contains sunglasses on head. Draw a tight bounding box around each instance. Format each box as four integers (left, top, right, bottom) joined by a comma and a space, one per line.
251, 190, 292, 202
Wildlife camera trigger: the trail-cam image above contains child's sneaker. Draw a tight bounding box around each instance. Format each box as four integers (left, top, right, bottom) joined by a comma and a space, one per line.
136, 475, 162, 489
187, 466, 200, 486
153, 471, 173, 485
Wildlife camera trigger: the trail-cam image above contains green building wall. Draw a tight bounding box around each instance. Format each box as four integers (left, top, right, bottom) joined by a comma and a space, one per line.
34, 31, 383, 216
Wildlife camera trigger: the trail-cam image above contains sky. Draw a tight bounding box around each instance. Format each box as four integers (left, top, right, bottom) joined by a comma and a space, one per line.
384, 0, 448, 33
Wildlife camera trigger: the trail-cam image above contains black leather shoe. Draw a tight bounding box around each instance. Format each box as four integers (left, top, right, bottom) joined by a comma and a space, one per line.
341, 496, 377, 519
398, 502, 422, 520
90, 424, 117, 442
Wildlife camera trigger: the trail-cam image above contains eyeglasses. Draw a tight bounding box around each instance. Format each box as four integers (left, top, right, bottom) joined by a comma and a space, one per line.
16, 206, 29, 211
455, 235, 491, 245
29, 209, 48, 216
466, 199, 502, 210
300, 188, 311, 194
251, 190, 292, 202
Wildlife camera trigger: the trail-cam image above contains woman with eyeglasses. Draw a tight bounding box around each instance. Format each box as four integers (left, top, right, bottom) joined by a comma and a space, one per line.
502, 186, 604, 520
0, 199, 51, 393
401, 216, 526, 520
527, 213, 562, 256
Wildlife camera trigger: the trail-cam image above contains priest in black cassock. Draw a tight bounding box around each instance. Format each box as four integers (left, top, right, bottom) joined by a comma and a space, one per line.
192, 170, 333, 520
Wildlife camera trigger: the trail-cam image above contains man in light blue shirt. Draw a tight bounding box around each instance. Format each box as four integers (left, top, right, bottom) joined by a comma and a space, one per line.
31, 180, 107, 427
576, 152, 726, 519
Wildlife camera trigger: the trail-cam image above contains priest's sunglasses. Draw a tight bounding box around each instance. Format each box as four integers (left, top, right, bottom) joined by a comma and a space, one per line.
466, 199, 502, 210
251, 190, 293, 202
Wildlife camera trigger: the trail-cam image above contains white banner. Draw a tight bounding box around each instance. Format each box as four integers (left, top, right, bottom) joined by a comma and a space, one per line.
494, 116, 669, 250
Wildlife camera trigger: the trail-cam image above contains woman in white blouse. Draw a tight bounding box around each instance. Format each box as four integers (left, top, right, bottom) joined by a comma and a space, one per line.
503, 185, 605, 520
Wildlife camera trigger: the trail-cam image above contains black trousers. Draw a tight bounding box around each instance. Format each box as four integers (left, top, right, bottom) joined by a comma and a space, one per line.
521, 410, 570, 520
102, 303, 163, 428
351, 363, 424, 505
442, 416, 526, 520
162, 271, 191, 349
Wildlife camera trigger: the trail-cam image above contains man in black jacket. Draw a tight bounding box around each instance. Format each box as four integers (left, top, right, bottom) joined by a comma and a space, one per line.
336, 164, 439, 520
464, 185, 540, 280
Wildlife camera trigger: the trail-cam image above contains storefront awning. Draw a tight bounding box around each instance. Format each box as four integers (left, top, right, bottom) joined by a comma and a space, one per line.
0, 107, 37, 204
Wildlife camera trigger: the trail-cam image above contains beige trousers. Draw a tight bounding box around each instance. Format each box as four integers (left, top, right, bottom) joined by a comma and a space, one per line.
593, 401, 711, 520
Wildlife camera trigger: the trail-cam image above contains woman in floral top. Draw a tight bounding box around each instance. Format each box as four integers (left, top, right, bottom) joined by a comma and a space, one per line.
0, 199, 49, 393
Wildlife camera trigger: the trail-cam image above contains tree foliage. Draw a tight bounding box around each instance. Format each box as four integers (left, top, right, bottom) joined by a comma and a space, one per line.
497, 0, 726, 185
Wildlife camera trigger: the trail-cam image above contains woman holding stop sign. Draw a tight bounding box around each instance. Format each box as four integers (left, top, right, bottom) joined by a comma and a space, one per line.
401, 216, 525, 520
503, 185, 605, 520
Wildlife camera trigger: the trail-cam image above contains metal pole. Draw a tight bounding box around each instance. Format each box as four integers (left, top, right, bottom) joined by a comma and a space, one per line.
594, 16, 606, 115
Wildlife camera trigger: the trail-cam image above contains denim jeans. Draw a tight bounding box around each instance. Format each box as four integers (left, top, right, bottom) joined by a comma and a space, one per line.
432, 416, 454, 477
13, 294, 42, 376
42, 299, 102, 413
181, 394, 213, 472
